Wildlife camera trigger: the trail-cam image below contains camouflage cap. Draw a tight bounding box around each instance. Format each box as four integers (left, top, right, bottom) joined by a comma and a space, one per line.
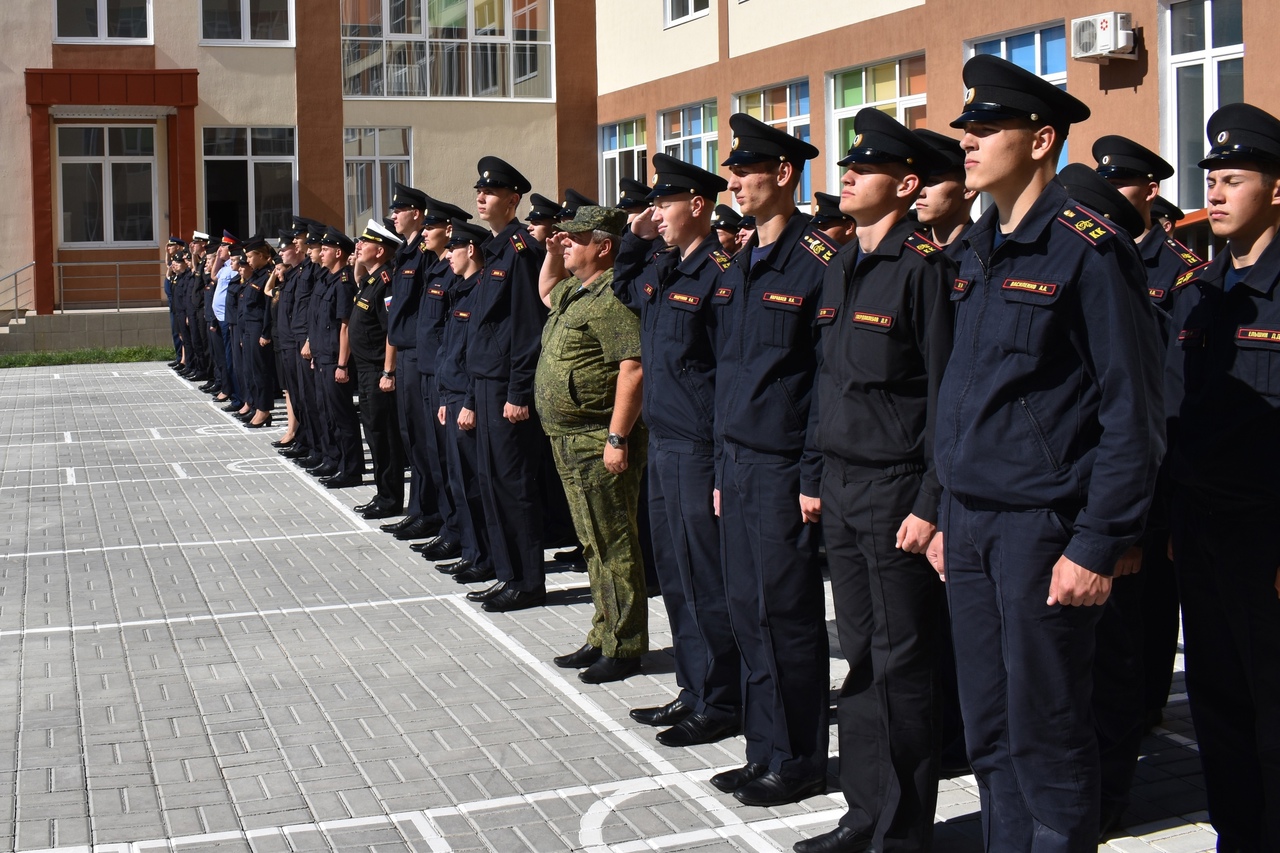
555, 205, 628, 237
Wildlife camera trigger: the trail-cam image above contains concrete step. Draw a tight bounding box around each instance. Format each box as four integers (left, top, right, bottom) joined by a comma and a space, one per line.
0, 308, 173, 353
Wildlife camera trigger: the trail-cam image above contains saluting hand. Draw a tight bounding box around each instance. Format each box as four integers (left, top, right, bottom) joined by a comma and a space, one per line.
1047, 555, 1111, 607
630, 206, 660, 241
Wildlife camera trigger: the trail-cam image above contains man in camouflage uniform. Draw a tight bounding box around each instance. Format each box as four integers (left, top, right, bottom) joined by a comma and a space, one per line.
535, 206, 648, 685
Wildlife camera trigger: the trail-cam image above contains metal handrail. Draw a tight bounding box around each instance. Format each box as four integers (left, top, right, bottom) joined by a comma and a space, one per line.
53, 260, 167, 313
1, 262, 36, 320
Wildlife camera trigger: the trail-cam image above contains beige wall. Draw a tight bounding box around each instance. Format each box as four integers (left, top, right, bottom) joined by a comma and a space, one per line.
596, 0, 719, 95
728, 0, 925, 58
343, 99, 561, 220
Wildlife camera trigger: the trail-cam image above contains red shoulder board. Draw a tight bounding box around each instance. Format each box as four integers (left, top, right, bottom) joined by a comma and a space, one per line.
1173, 261, 1209, 291
905, 231, 942, 258
801, 232, 835, 265
380, 270, 391, 284
510, 233, 529, 253
710, 249, 732, 271
1164, 236, 1203, 269
340, 270, 350, 283
1056, 206, 1117, 247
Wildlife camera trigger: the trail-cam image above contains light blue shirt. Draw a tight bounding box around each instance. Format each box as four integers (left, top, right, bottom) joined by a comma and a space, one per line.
213, 264, 235, 322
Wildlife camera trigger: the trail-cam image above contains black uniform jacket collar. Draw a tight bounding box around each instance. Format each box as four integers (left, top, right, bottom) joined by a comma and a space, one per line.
731, 209, 811, 275
963, 178, 1070, 261
482, 219, 522, 261
1198, 230, 1280, 296
1137, 223, 1167, 262
839, 214, 925, 275
676, 231, 726, 276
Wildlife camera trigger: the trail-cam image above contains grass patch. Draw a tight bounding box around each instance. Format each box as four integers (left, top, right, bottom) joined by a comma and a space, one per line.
0, 345, 174, 369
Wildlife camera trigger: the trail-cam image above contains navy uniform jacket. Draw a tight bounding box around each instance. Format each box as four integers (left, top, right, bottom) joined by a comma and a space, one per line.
816, 217, 955, 523
937, 179, 1164, 575
275, 265, 302, 351
240, 266, 273, 338
467, 220, 548, 405
437, 271, 481, 409
1165, 234, 1280, 508
290, 260, 318, 344
226, 272, 246, 327
941, 222, 974, 265
1139, 226, 1204, 309
413, 252, 456, 372
387, 234, 424, 354
307, 267, 355, 363
348, 265, 392, 363
714, 210, 834, 496
173, 271, 191, 317
613, 230, 731, 445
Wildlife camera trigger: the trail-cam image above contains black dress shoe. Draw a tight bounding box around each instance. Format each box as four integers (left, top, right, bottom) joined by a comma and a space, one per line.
245, 417, 273, 429
198, 382, 216, 393
167, 360, 181, 368
481, 586, 546, 613
394, 517, 436, 540
580, 656, 641, 684
630, 697, 694, 727
380, 515, 417, 533
280, 446, 310, 459
710, 763, 769, 794
421, 537, 462, 561
656, 713, 740, 747
354, 499, 381, 513
733, 771, 826, 807
323, 473, 362, 489
221, 402, 242, 413
296, 453, 323, 468
362, 503, 402, 519
553, 643, 602, 669
436, 559, 472, 575
309, 463, 339, 478
271, 438, 296, 449
465, 581, 507, 602
453, 563, 497, 584
792, 826, 874, 853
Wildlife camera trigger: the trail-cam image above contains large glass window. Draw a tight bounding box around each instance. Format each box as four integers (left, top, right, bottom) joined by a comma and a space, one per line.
970, 25, 1069, 173
1168, 0, 1243, 209
344, 128, 412, 237
58, 125, 156, 246
55, 0, 151, 42
829, 56, 927, 187
736, 80, 812, 206
600, 119, 648, 207
203, 127, 297, 238
661, 101, 718, 171
341, 0, 553, 100
665, 0, 709, 27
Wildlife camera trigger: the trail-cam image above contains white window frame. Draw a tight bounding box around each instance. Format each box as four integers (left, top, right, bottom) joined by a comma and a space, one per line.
1161, 0, 1244, 210
600, 118, 648, 207
57, 123, 159, 248
53, 0, 154, 43
827, 55, 927, 190
734, 80, 812, 209
341, 0, 555, 102
343, 127, 412, 238
665, 0, 709, 28
660, 101, 719, 172
202, 127, 299, 237
199, 0, 295, 46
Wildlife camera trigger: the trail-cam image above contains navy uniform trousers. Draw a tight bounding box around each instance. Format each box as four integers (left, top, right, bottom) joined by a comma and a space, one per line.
314, 361, 363, 475
442, 397, 492, 572
944, 495, 1104, 853
353, 356, 405, 506
473, 377, 545, 593
398, 351, 445, 527
227, 321, 243, 404
719, 447, 828, 780
207, 319, 227, 393
647, 438, 739, 722
292, 352, 320, 457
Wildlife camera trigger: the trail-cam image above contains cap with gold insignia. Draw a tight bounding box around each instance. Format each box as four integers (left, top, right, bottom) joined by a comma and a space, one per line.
390, 182, 428, 211
558, 188, 598, 220
1057, 164, 1144, 239
361, 218, 404, 247
616, 177, 652, 211
722, 113, 820, 166
555, 205, 628, 238
423, 195, 474, 226
241, 234, 271, 253
811, 192, 852, 226
1092, 135, 1173, 181
711, 204, 743, 232
167, 235, 186, 247
526, 193, 562, 223
950, 54, 1090, 131
305, 223, 325, 246
1199, 102, 1280, 169
221, 229, 238, 246
647, 152, 729, 201
320, 227, 356, 254
276, 228, 293, 249
837, 108, 940, 176
474, 156, 532, 195
191, 230, 210, 243
913, 128, 966, 175
447, 220, 491, 248
1150, 195, 1185, 223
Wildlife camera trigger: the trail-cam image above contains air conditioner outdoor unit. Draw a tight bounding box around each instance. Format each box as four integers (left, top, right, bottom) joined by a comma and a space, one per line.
1071, 12, 1136, 62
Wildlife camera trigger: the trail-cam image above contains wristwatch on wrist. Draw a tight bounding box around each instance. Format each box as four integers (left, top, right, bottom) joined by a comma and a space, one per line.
607, 432, 628, 449
336, 364, 348, 371
382, 370, 395, 378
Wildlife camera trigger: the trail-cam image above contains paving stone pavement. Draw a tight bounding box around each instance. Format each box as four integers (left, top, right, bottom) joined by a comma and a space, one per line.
0, 362, 1218, 852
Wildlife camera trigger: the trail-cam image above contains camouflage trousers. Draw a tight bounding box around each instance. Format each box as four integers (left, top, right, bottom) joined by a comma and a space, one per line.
549, 428, 649, 658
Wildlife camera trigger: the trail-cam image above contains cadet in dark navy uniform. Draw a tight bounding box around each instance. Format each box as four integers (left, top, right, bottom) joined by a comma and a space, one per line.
1094, 135, 1205, 310
467, 156, 550, 612
239, 235, 276, 428
608, 153, 742, 747
711, 204, 743, 255
1150, 195, 1184, 235
525, 192, 562, 248
557, 188, 597, 221
1165, 103, 1280, 852
912, 129, 976, 264
292, 224, 328, 467
710, 113, 831, 808
797, 109, 954, 853
932, 55, 1163, 853
810, 191, 856, 246
615, 177, 651, 217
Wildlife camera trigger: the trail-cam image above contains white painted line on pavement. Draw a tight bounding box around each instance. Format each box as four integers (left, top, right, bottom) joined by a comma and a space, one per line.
276, 455, 372, 532
170, 462, 189, 479
0, 528, 369, 561
62, 466, 75, 486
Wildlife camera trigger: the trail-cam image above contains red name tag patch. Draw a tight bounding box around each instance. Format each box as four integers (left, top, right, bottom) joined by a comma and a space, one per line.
852, 311, 893, 329
1002, 279, 1057, 296
762, 292, 803, 307
1238, 327, 1280, 343
668, 292, 700, 306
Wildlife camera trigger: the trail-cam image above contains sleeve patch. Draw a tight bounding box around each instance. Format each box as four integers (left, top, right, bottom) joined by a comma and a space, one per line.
668, 292, 700, 306
1238, 327, 1280, 343
1002, 279, 1058, 296
1148, 288, 1166, 301
510, 233, 529, 253
852, 311, 894, 329
817, 307, 837, 320
953, 278, 970, 293
905, 231, 942, 258
763, 291, 803, 307
715, 287, 733, 299
710, 249, 732, 271
801, 233, 835, 265
453, 310, 471, 320
1057, 206, 1116, 246
643, 283, 655, 297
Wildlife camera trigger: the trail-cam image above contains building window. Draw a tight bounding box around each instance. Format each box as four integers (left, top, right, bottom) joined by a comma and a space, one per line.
341, 0, 554, 100
55, 0, 152, 41
600, 118, 648, 207
970, 24, 1068, 172
57, 125, 157, 246
661, 101, 718, 171
1168, 0, 1243, 209
344, 128, 411, 237
665, 0, 709, 27
201, 0, 292, 43
736, 80, 812, 206
203, 127, 297, 239
829, 56, 927, 185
